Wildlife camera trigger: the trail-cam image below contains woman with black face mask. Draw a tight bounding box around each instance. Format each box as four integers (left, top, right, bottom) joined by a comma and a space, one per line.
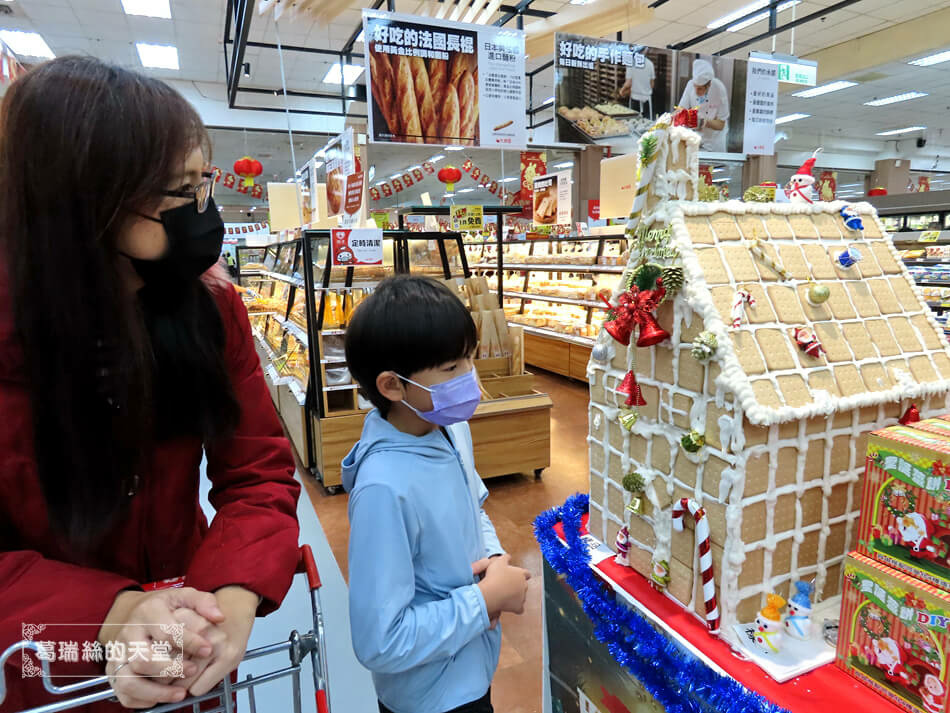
0, 57, 301, 711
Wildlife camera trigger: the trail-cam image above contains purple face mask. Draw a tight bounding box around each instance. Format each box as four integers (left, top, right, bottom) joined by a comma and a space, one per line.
398, 367, 482, 426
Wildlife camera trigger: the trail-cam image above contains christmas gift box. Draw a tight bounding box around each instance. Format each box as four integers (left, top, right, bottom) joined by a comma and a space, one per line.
838, 553, 949, 713
858, 425, 950, 593
912, 419, 950, 441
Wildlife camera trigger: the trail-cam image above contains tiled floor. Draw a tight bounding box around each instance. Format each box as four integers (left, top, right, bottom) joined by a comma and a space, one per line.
300, 370, 590, 713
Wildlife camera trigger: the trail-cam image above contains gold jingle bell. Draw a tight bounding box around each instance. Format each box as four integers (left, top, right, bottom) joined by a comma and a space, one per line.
619, 408, 639, 430
625, 494, 647, 515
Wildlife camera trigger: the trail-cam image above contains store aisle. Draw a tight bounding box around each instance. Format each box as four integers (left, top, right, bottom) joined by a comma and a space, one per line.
301, 370, 590, 713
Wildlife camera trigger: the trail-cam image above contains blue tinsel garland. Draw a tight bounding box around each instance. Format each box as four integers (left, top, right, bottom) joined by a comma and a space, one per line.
534, 493, 792, 713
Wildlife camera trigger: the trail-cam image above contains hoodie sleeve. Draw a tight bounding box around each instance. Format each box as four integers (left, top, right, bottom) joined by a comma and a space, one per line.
347, 483, 489, 674
475, 476, 504, 559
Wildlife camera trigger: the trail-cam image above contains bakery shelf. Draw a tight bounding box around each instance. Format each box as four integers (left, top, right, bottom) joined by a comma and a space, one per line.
272, 314, 308, 347
504, 290, 602, 309
263, 271, 305, 287
516, 323, 595, 347
474, 262, 625, 274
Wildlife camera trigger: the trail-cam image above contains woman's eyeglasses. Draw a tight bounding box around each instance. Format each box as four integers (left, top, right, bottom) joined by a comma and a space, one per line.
161, 169, 220, 213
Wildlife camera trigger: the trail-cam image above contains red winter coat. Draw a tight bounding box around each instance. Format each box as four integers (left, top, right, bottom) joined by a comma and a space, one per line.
0, 268, 301, 712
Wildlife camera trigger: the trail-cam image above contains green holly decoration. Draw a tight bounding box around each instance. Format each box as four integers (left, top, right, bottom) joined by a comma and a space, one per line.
882, 483, 917, 518
859, 604, 891, 640
622, 472, 646, 493
691, 331, 718, 361
660, 265, 684, 297
681, 430, 705, 453
639, 133, 658, 164
632, 263, 663, 291
743, 185, 772, 203
698, 183, 720, 202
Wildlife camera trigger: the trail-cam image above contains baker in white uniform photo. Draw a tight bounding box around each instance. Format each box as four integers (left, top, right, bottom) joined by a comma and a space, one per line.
619, 53, 655, 118
678, 58, 730, 153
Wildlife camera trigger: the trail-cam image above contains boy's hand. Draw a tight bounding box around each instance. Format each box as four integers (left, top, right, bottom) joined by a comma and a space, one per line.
472, 559, 500, 629
476, 554, 530, 622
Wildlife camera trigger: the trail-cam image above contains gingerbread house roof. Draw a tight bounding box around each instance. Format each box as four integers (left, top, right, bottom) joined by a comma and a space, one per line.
666, 200, 950, 426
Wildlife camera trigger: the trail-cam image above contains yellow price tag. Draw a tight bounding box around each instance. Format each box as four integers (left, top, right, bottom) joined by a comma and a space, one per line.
919, 231, 941, 243
451, 205, 483, 232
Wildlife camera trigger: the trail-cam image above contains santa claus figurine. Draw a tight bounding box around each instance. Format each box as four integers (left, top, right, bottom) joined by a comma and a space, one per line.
920, 673, 946, 713
898, 511, 936, 558
752, 594, 786, 655
786, 149, 823, 204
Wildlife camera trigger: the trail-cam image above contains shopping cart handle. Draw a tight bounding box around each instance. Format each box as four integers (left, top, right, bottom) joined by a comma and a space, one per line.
297, 545, 322, 591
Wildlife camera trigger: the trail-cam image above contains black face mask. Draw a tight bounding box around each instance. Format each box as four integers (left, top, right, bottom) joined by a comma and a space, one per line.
127, 197, 224, 285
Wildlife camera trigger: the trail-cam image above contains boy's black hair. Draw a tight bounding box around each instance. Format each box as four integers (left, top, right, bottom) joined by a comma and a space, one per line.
345, 275, 478, 415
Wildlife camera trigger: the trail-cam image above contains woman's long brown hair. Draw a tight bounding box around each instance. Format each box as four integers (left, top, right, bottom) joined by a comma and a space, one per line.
0, 56, 239, 550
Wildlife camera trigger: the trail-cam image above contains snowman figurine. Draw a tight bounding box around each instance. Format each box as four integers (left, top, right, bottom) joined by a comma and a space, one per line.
752, 594, 787, 655
786, 149, 822, 204
783, 581, 814, 641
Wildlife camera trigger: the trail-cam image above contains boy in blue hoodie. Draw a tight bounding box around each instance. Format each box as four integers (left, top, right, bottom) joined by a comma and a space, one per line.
342, 275, 531, 713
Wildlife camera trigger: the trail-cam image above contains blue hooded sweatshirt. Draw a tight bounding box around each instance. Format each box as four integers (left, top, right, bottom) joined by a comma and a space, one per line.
341, 410, 504, 713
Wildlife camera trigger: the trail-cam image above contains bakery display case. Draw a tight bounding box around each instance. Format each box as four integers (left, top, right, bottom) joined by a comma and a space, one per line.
466, 234, 627, 379
236, 226, 552, 492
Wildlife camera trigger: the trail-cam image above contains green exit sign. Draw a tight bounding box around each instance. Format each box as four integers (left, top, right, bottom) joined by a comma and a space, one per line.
750, 52, 817, 87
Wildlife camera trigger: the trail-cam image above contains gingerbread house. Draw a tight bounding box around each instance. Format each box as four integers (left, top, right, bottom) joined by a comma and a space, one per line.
586, 119, 950, 647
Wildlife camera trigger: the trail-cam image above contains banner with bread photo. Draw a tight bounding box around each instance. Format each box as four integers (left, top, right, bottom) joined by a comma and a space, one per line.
532, 171, 572, 229
363, 10, 526, 148
324, 128, 354, 220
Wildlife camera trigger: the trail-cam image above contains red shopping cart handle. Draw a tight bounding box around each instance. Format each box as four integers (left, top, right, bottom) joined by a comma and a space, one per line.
297, 545, 322, 591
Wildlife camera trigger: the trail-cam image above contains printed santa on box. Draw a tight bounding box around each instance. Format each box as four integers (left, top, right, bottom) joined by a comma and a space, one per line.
858, 425, 950, 593
838, 553, 950, 713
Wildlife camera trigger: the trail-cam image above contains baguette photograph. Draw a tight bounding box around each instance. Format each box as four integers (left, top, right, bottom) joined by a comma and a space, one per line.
367, 26, 480, 145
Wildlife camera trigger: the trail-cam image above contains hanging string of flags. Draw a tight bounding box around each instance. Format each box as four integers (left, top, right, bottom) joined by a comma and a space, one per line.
210, 165, 265, 199
368, 159, 517, 202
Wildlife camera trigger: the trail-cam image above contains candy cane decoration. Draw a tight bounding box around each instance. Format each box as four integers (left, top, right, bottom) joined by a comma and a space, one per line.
747, 238, 791, 280
672, 498, 720, 634
731, 289, 755, 329
614, 525, 630, 566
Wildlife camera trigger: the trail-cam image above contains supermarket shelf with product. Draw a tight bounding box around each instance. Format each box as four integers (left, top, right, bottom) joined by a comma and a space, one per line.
237, 227, 553, 492
893, 222, 950, 337
465, 233, 628, 379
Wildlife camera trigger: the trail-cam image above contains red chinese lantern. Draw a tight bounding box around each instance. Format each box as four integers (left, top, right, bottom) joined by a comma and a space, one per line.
438, 165, 462, 192
867, 186, 888, 197
233, 155, 263, 188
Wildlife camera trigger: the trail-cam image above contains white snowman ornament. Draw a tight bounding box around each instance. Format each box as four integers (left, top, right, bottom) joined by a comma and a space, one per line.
752, 594, 786, 655
783, 581, 814, 641
786, 149, 822, 204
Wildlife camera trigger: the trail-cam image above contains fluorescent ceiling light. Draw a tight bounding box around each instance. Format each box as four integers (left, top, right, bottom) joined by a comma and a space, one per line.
552, 161, 574, 169
0, 30, 54, 58
428, 154, 445, 162
121, 0, 171, 19
457, 188, 475, 193
542, 96, 555, 105
775, 113, 810, 124
876, 126, 926, 136
792, 80, 858, 98
389, 173, 403, 179
499, 177, 518, 183
909, 50, 950, 67
444, 146, 466, 151
322, 62, 364, 85
707, 0, 799, 31
135, 42, 178, 69
443, 193, 455, 197
408, 165, 422, 171
864, 91, 927, 106
712, 177, 730, 183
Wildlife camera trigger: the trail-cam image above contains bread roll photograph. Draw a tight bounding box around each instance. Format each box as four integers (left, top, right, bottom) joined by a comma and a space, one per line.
367, 23, 479, 147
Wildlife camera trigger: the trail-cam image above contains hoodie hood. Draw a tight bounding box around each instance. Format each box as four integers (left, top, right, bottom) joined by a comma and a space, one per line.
341, 409, 458, 492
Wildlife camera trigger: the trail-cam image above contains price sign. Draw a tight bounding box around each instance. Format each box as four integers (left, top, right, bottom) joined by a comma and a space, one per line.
451, 205, 483, 232
919, 231, 941, 243
331, 228, 383, 266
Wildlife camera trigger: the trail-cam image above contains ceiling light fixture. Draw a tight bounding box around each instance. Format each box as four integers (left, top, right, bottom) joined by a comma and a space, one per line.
322, 62, 364, 85
135, 42, 179, 69
552, 161, 574, 169
0, 30, 55, 58
428, 154, 446, 163
775, 113, 810, 124
707, 0, 799, 31
120, 0, 172, 19
876, 126, 926, 136
864, 91, 928, 106
499, 177, 518, 183
792, 80, 858, 98
909, 50, 950, 67
457, 188, 475, 193
444, 146, 466, 151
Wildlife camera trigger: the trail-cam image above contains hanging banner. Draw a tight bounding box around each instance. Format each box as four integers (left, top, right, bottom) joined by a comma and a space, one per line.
0, 41, 25, 92
533, 171, 572, 228
919, 176, 931, 193
363, 10, 526, 148
742, 59, 778, 156
209, 166, 265, 199
367, 159, 517, 204
331, 228, 383, 266
324, 128, 359, 226
515, 151, 546, 218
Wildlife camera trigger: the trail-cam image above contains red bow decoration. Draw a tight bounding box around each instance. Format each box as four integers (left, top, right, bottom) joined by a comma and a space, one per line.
793, 327, 825, 359
672, 107, 699, 128
600, 280, 671, 348
618, 370, 648, 407
899, 404, 921, 426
